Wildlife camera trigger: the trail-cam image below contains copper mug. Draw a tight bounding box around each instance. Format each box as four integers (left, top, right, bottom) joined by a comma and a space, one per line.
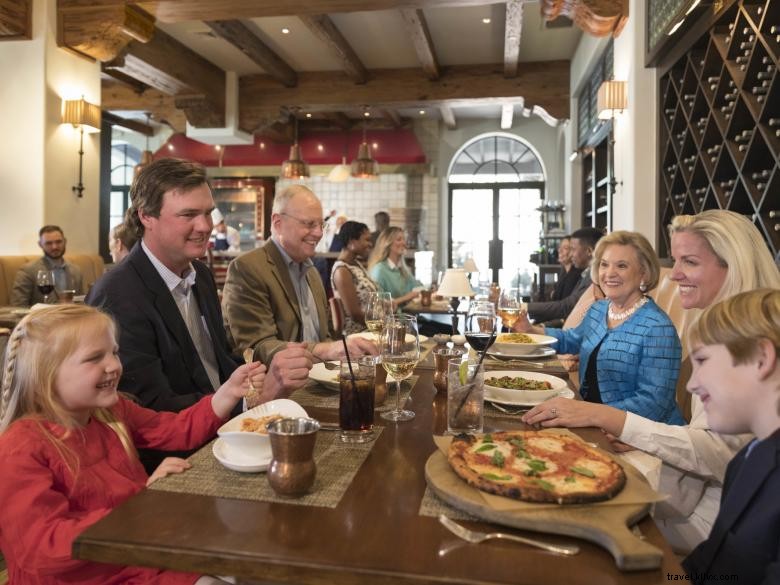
266, 418, 320, 497
433, 347, 465, 394
420, 289, 432, 306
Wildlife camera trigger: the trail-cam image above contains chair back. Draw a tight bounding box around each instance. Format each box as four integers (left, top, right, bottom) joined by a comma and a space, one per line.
329, 297, 345, 335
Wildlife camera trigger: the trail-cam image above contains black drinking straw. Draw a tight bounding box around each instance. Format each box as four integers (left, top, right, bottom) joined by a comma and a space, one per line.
341, 334, 358, 392
454, 329, 496, 419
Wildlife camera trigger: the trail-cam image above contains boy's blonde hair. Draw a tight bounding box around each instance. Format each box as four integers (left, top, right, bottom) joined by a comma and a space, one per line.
1, 305, 137, 474
688, 288, 780, 366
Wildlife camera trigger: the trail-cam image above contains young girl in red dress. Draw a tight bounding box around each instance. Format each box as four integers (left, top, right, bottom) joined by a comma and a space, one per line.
0, 304, 265, 584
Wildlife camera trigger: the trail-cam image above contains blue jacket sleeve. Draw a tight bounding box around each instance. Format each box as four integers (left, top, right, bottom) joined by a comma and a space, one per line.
610, 321, 682, 423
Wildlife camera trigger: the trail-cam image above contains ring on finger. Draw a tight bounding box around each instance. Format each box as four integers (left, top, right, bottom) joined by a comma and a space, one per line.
550, 407, 558, 417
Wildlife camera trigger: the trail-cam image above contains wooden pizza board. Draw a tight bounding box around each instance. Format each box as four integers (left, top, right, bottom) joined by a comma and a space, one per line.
425, 450, 663, 571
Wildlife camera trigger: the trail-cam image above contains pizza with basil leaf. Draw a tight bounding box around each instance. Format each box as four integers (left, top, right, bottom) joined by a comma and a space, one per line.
447, 431, 626, 504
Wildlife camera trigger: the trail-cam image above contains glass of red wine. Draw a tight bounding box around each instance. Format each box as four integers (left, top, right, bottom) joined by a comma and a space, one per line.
36, 269, 55, 304
465, 301, 497, 353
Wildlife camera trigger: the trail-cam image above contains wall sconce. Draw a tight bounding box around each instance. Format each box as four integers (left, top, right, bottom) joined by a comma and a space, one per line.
597, 80, 628, 120
61, 97, 101, 197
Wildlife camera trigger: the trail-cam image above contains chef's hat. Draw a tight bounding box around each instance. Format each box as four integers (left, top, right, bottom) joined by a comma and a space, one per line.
211, 208, 225, 224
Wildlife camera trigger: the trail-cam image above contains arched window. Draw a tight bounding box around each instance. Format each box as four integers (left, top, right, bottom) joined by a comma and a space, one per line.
448, 133, 545, 293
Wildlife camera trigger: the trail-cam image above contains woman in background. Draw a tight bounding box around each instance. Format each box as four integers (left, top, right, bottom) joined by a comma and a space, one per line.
367, 227, 421, 309
108, 222, 137, 264
331, 221, 377, 334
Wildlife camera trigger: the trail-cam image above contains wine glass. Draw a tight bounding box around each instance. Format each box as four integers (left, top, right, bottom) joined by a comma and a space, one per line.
465, 301, 497, 354
364, 292, 392, 336
497, 287, 525, 330
36, 270, 55, 304
380, 314, 420, 422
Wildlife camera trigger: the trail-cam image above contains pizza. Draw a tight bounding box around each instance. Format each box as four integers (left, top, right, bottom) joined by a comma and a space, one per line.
447, 431, 626, 504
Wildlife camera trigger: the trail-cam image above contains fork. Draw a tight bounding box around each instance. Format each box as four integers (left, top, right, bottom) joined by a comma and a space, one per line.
438, 515, 579, 555
488, 402, 528, 416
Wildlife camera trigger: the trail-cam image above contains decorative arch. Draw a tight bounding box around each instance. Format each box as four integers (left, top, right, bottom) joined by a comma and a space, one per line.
447, 132, 546, 184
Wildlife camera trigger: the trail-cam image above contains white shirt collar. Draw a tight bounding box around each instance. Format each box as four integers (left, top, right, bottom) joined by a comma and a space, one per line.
387, 258, 399, 270
141, 240, 196, 293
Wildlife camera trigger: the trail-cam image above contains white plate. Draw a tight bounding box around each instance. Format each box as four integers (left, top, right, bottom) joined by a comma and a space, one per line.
308, 361, 341, 391
215, 399, 309, 473
212, 438, 269, 473
487, 346, 556, 360
487, 387, 575, 407
484, 370, 569, 402
9, 308, 30, 316
355, 331, 428, 343
492, 333, 557, 356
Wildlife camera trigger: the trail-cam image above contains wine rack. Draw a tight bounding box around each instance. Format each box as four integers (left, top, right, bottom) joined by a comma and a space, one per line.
657, 0, 779, 258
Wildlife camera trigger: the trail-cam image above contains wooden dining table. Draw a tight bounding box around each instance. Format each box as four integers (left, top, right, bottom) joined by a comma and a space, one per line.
73, 368, 683, 584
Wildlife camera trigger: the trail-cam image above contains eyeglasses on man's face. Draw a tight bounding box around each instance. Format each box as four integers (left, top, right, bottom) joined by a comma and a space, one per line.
280, 212, 326, 231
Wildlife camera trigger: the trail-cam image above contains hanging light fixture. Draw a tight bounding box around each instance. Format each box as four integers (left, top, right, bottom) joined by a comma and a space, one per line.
327, 130, 351, 182
281, 111, 309, 179
133, 112, 153, 178
351, 109, 378, 179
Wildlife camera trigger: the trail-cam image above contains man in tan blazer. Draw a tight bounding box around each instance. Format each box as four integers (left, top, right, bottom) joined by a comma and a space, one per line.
222, 184, 376, 364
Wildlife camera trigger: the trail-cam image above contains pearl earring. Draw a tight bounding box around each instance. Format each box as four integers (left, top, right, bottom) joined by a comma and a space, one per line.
639, 281, 647, 293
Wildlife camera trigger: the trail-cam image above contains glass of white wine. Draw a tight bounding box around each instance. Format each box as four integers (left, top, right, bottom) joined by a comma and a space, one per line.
380, 314, 420, 422
497, 287, 525, 330
364, 292, 392, 336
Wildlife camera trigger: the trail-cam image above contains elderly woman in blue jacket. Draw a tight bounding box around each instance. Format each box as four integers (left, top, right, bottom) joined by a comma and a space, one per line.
515, 230, 684, 425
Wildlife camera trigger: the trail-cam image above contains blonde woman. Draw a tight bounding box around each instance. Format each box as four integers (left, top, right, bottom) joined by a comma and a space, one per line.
0, 304, 264, 584
523, 210, 780, 552
367, 227, 421, 308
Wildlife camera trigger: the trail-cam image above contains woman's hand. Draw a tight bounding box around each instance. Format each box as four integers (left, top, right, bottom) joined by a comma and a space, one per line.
211, 362, 265, 419
521, 398, 627, 436
511, 311, 544, 335
146, 457, 191, 486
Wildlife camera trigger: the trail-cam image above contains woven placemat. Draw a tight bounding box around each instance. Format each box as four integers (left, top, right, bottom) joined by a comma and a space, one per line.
419, 486, 478, 521
292, 375, 419, 412
149, 427, 383, 508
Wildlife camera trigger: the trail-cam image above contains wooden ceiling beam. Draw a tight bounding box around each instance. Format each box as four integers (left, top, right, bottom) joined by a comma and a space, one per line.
57, 4, 154, 62
504, 0, 522, 78
239, 61, 569, 130
102, 81, 188, 132
101, 64, 149, 93
205, 20, 297, 88
106, 27, 226, 127
325, 112, 353, 130
399, 8, 440, 81
0, 0, 32, 39
299, 14, 368, 84
124, 0, 499, 23
102, 111, 155, 135
439, 105, 456, 130
500, 102, 515, 129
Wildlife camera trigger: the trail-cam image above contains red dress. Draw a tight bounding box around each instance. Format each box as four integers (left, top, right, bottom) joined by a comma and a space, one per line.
0, 395, 224, 584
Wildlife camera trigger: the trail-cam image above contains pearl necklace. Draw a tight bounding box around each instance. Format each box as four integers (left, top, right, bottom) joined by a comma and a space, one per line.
608, 296, 648, 321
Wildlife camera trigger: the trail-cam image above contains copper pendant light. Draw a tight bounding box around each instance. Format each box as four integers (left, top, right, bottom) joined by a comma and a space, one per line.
351, 112, 378, 179
281, 113, 309, 179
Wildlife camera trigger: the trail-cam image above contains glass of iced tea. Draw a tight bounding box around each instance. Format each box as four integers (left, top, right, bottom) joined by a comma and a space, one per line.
339, 358, 376, 443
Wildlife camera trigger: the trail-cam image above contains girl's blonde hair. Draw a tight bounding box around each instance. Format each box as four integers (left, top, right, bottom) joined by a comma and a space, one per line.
367, 226, 410, 276
688, 288, 780, 366
0, 305, 137, 474
669, 210, 780, 304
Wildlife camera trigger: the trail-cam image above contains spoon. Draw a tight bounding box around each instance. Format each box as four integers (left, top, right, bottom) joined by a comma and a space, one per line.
243, 348, 256, 395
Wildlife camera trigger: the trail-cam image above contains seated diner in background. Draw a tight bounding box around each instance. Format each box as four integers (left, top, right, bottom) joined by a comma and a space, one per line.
522, 210, 780, 553
682, 289, 780, 585
10, 225, 83, 306
330, 220, 377, 334
0, 304, 264, 584
516, 230, 684, 425
367, 226, 421, 309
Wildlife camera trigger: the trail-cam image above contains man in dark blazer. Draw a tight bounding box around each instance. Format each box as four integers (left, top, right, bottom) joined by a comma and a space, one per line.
526, 227, 604, 324
88, 159, 310, 468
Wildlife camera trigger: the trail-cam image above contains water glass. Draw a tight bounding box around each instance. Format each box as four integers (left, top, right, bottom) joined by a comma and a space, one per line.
446, 358, 484, 434
338, 358, 375, 443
